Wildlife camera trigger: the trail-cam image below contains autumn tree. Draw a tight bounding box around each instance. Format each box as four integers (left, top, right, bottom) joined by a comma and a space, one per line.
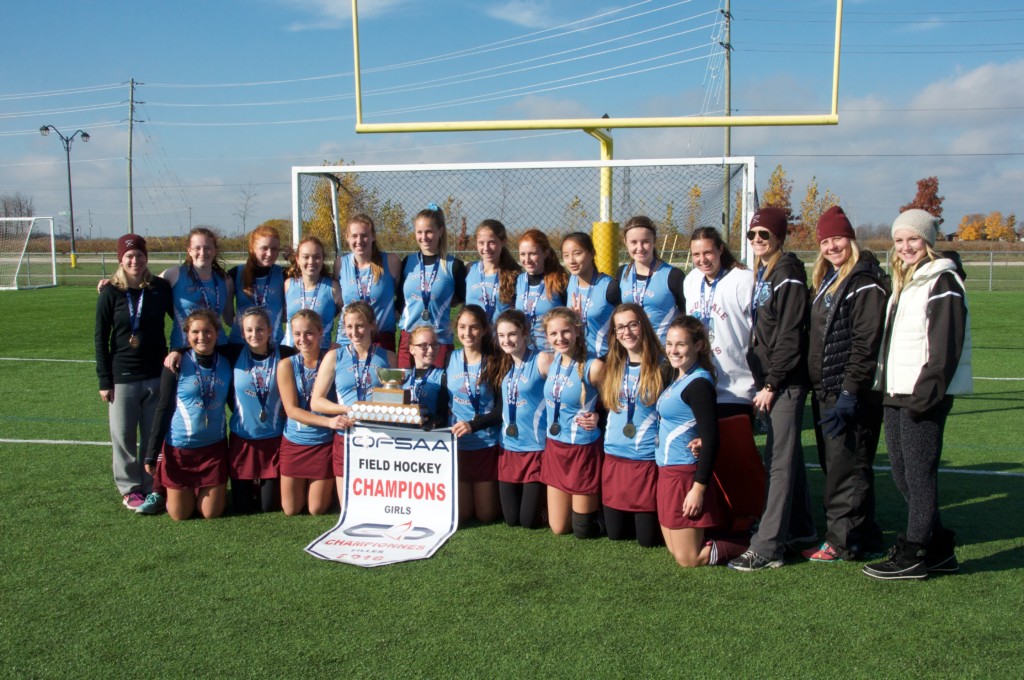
957, 214, 985, 241
563, 195, 590, 236
985, 211, 1016, 242
730, 187, 743, 246
1007, 213, 1019, 239
760, 164, 793, 220
685, 184, 703, 234
791, 176, 840, 248
900, 176, 944, 225
256, 218, 292, 247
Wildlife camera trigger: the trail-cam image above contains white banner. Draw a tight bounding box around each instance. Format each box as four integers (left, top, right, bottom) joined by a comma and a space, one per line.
305, 423, 458, 567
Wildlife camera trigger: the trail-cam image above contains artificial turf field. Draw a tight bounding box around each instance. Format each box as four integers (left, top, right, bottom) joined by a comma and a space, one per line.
1, 287, 1022, 678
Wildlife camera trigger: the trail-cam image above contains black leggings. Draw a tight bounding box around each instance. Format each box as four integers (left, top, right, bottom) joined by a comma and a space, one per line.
498, 481, 545, 529
604, 506, 662, 547
231, 478, 279, 514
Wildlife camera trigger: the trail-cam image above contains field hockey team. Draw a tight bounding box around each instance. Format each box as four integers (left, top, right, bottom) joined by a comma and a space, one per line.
94, 202, 972, 581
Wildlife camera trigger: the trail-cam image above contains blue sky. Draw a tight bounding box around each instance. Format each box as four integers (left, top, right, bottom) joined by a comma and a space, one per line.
1, 0, 1022, 239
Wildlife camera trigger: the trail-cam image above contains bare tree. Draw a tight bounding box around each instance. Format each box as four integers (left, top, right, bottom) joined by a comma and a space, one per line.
1, 192, 35, 217
233, 182, 259, 237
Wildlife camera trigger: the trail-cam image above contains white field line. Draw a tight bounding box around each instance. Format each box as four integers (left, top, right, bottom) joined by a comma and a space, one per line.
1, 438, 111, 446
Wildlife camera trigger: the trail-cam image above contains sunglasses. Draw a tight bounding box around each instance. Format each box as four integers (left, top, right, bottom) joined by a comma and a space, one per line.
746, 229, 772, 242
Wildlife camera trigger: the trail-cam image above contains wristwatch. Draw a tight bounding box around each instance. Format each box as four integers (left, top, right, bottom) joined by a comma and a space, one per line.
763, 383, 775, 393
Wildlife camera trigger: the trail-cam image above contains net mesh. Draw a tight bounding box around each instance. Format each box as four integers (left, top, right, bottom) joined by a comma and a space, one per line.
294, 159, 754, 269
0, 218, 56, 290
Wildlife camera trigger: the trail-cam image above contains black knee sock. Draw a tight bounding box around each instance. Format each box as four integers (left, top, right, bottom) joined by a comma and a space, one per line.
231, 479, 257, 514
572, 510, 601, 539
604, 506, 635, 541
259, 478, 279, 513
520, 482, 546, 529
635, 512, 663, 548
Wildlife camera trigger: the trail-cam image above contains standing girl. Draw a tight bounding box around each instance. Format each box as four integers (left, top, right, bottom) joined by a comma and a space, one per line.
599, 303, 670, 547
515, 229, 568, 352
863, 209, 972, 580
804, 207, 889, 562
656, 316, 726, 567
397, 205, 467, 368
337, 214, 401, 350
484, 309, 553, 529
729, 207, 816, 571
684, 227, 756, 419
541, 308, 604, 538
284, 236, 342, 349
561, 232, 620, 357
448, 305, 501, 524
145, 309, 232, 520
95, 234, 174, 512
227, 225, 286, 344
311, 301, 397, 500
160, 227, 231, 347
277, 310, 346, 516
464, 219, 520, 325
616, 215, 686, 342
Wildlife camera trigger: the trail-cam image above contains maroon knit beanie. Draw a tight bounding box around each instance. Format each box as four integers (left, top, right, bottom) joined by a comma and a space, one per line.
117, 234, 148, 261
750, 207, 788, 242
816, 206, 856, 242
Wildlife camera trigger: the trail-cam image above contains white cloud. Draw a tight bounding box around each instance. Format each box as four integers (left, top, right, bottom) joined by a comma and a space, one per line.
273, 0, 410, 31
483, 1, 559, 30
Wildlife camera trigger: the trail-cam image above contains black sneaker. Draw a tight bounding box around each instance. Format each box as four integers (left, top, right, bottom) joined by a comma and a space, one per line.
728, 549, 783, 572
926, 529, 959, 574
862, 542, 928, 580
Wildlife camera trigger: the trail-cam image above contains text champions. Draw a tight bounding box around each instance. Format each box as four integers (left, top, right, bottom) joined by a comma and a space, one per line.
351, 478, 448, 501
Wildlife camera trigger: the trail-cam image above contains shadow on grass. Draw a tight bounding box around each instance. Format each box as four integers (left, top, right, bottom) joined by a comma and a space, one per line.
960, 545, 1024, 575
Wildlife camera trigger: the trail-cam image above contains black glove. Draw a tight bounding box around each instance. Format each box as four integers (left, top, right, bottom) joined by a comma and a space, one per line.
819, 390, 857, 439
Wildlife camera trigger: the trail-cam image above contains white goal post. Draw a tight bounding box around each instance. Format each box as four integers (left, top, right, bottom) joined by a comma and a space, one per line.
291, 157, 757, 269
0, 217, 57, 290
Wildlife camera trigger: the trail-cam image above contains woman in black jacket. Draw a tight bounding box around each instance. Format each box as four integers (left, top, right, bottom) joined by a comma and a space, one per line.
729, 208, 817, 572
804, 206, 889, 562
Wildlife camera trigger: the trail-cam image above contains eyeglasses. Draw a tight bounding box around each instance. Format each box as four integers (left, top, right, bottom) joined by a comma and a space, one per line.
746, 229, 772, 242
411, 342, 440, 351
614, 321, 641, 335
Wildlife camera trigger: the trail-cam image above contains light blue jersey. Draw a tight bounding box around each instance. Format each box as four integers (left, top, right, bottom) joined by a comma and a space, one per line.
514, 272, 567, 352
283, 276, 337, 349
398, 254, 457, 343
619, 261, 684, 342
229, 265, 286, 344
464, 262, 510, 325
567, 273, 616, 357
655, 367, 713, 467
229, 346, 285, 440
283, 352, 334, 446
170, 266, 229, 347
403, 366, 446, 420
543, 357, 600, 446
333, 345, 392, 406
167, 351, 231, 449
447, 349, 498, 451
500, 350, 548, 453
337, 253, 396, 342
604, 363, 659, 461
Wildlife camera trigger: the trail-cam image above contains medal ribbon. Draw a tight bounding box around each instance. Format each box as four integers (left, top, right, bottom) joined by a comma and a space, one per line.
814, 269, 840, 305
752, 265, 766, 327
574, 272, 597, 325
505, 351, 531, 427
550, 359, 574, 428
699, 268, 726, 336
480, 270, 498, 318
300, 276, 321, 311
463, 353, 483, 416
253, 275, 270, 307
249, 350, 273, 416
125, 288, 144, 339
523, 280, 543, 328
623, 363, 639, 426
190, 350, 218, 415
631, 261, 659, 309
293, 354, 316, 409
355, 262, 372, 302
194, 268, 221, 314
349, 345, 375, 402
418, 254, 440, 319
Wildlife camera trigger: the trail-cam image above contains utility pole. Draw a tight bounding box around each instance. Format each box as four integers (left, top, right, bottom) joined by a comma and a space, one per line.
188, 206, 192, 234
722, 1, 733, 242
126, 79, 143, 234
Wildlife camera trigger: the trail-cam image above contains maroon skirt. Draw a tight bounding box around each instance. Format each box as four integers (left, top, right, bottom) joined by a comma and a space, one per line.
656, 464, 726, 530
374, 331, 397, 353
497, 448, 543, 484
331, 433, 347, 477
601, 453, 658, 513
279, 437, 333, 480
458, 445, 499, 483
157, 440, 229, 491
541, 439, 602, 496
229, 435, 280, 480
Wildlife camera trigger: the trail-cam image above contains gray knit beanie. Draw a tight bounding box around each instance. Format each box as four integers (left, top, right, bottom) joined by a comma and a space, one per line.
891, 208, 939, 246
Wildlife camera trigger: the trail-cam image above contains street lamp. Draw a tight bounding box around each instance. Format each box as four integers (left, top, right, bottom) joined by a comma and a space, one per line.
40, 124, 90, 268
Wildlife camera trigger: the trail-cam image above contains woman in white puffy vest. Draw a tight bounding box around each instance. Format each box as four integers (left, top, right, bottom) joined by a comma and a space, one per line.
863, 209, 972, 581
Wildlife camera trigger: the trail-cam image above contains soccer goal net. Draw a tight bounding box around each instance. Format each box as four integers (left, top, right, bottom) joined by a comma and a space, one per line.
292, 158, 756, 270
0, 217, 57, 290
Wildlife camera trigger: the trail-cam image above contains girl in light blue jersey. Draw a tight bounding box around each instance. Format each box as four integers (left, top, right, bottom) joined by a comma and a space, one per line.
311, 301, 397, 502
515, 229, 568, 352
403, 324, 447, 429
485, 309, 553, 529
227, 225, 286, 344
145, 309, 231, 520
277, 309, 346, 516
540, 307, 604, 538
616, 215, 687, 342
599, 303, 671, 547
656, 316, 726, 567
561, 232, 620, 357
448, 305, 501, 524
160, 227, 231, 348
336, 214, 400, 351
283, 236, 342, 349
464, 220, 521, 326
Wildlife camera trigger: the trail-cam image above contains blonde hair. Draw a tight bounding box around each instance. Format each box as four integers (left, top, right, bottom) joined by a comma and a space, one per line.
110, 266, 154, 291
289, 308, 324, 334
754, 248, 783, 279
599, 303, 667, 411
342, 300, 377, 331
812, 239, 861, 296
409, 324, 438, 344
890, 242, 940, 298
346, 214, 385, 283
541, 307, 588, 386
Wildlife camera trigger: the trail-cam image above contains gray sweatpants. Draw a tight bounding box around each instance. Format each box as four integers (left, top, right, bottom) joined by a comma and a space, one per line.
750, 384, 817, 560
108, 378, 161, 496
